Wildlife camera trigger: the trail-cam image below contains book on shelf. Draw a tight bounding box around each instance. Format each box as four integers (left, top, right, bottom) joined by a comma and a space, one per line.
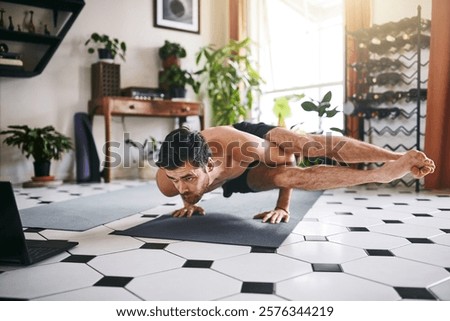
0, 52, 22, 60
0, 57, 24, 67
0, 64, 24, 71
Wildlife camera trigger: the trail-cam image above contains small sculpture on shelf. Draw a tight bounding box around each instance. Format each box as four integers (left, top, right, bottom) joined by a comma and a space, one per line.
44, 24, 50, 36
8, 16, 14, 31
0, 8, 5, 29
28, 10, 35, 33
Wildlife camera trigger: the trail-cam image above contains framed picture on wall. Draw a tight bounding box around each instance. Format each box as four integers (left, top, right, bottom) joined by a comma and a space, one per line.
154, 0, 200, 34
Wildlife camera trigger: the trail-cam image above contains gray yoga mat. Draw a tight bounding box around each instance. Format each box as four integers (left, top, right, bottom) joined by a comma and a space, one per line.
114, 189, 322, 248
19, 182, 171, 231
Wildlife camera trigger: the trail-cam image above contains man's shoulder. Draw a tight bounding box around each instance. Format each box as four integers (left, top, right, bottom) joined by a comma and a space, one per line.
201, 125, 236, 139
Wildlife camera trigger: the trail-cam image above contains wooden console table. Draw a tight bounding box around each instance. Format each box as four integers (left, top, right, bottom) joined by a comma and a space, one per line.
88, 96, 204, 182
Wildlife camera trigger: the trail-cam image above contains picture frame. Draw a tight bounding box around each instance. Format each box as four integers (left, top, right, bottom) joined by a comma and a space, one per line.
154, 0, 200, 34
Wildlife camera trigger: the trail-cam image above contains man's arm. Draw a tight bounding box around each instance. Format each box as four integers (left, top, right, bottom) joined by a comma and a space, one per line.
253, 188, 292, 223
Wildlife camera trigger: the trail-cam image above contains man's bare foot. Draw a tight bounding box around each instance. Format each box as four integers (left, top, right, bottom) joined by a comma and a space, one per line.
379, 150, 435, 183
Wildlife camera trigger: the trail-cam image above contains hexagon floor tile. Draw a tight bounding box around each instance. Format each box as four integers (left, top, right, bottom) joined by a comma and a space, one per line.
277, 272, 401, 300
88, 248, 186, 277
212, 253, 311, 282
342, 256, 449, 288
1, 182, 449, 301
278, 240, 367, 264
0, 262, 102, 299
126, 268, 241, 300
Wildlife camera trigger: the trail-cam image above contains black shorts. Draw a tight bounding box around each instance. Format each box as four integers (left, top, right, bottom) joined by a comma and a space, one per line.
222, 122, 277, 198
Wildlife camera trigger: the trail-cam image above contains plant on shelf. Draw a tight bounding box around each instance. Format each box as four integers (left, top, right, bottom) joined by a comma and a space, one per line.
85, 32, 127, 62
0, 125, 72, 178
159, 65, 200, 98
195, 38, 264, 126
158, 40, 187, 69
300, 91, 343, 134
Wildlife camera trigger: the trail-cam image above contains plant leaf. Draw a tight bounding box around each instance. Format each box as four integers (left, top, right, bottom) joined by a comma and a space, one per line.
322, 91, 332, 103
301, 101, 317, 112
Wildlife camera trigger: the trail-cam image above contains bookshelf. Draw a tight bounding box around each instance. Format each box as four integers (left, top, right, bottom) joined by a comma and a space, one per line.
0, 0, 85, 77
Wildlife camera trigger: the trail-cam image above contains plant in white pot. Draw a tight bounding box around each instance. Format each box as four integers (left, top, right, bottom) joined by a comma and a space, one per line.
0, 125, 72, 180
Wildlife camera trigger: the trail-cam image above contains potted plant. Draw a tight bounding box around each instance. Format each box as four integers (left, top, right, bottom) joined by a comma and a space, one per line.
159, 65, 200, 99
195, 38, 264, 125
300, 91, 342, 134
272, 94, 305, 127
85, 32, 127, 62
0, 125, 72, 179
158, 40, 187, 69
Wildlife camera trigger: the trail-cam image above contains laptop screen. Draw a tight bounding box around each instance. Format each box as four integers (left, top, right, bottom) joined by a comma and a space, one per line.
0, 181, 30, 264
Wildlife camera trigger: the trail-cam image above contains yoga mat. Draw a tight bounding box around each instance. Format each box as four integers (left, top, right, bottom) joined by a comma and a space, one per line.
19, 182, 171, 231
114, 189, 322, 248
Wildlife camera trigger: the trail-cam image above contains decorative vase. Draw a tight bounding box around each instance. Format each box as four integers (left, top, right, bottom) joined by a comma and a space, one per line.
91, 62, 120, 99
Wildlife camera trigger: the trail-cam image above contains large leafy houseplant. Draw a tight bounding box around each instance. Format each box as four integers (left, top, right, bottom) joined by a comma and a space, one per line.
85, 33, 127, 62
0, 125, 72, 177
195, 38, 264, 125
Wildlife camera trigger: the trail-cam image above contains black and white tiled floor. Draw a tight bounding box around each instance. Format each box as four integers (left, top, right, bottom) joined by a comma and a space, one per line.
1, 180, 449, 301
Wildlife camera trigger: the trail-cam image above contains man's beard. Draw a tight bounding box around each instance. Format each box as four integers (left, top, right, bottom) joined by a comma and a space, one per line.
181, 193, 203, 204
181, 178, 209, 204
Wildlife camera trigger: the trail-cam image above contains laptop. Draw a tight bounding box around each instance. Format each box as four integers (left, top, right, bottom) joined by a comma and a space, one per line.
0, 181, 78, 265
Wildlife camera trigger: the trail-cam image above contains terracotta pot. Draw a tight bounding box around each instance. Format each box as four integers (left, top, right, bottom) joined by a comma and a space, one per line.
162, 55, 180, 69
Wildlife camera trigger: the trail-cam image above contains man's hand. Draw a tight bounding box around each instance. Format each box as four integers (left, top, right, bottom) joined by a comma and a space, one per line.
172, 204, 206, 218
253, 207, 290, 224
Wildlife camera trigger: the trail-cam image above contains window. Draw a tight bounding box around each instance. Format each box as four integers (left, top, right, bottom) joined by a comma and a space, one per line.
248, 0, 344, 133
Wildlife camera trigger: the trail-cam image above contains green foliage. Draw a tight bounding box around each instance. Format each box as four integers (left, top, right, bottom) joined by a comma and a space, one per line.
85, 33, 127, 62
159, 65, 200, 93
301, 91, 339, 118
158, 40, 187, 60
273, 94, 305, 126
195, 38, 264, 126
300, 91, 343, 134
0, 125, 72, 162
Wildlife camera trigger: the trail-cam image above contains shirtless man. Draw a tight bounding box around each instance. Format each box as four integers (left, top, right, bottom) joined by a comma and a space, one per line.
155, 122, 435, 224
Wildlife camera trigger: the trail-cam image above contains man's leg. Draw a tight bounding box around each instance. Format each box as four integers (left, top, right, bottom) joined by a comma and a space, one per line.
264, 127, 427, 164
248, 150, 434, 191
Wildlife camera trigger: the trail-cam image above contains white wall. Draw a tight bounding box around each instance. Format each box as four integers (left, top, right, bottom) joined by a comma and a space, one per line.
0, 0, 228, 183
372, 0, 431, 23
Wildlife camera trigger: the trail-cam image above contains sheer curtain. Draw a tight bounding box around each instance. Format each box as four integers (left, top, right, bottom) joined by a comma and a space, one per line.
248, 0, 344, 132
424, 0, 450, 189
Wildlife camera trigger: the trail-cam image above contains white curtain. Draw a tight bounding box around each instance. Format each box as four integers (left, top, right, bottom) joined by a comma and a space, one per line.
248, 0, 345, 132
